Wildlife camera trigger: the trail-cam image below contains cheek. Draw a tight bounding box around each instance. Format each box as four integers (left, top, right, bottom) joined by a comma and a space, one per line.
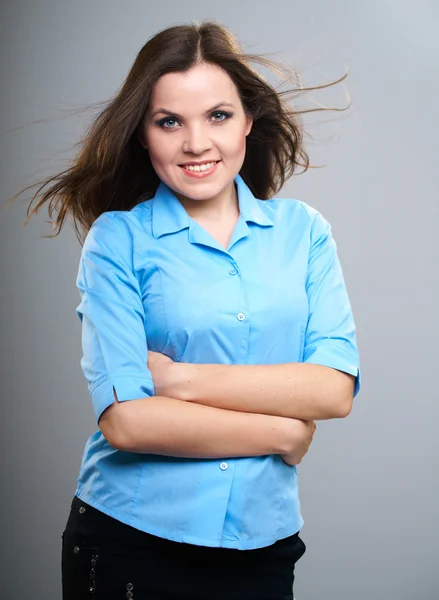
216, 137, 242, 158
229, 122, 250, 155
145, 131, 174, 165
229, 130, 248, 158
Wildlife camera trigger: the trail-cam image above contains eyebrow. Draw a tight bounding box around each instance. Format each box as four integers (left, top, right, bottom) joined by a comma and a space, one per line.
150, 102, 236, 119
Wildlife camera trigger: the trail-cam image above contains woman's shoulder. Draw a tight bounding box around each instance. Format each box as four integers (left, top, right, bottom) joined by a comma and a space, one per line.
83, 202, 152, 256
259, 195, 322, 225
93, 200, 152, 230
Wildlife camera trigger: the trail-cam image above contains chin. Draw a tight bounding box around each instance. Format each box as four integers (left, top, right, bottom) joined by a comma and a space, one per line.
180, 181, 221, 195
170, 178, 227, 201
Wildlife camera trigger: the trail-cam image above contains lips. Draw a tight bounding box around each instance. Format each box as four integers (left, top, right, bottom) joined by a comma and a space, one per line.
179, 160, 221, 178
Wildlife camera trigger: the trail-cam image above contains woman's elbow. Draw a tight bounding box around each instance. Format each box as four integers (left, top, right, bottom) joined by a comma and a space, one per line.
331, 396, 353, 418
328, 372, 355, 418
99, 400, 129, 450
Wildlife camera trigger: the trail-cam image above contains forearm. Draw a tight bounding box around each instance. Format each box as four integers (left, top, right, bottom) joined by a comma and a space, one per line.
101, 393, 299, 458
166, 362, 356, 420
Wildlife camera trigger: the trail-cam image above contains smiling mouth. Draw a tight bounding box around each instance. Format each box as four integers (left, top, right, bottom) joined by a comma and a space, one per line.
179, 160, 220, 173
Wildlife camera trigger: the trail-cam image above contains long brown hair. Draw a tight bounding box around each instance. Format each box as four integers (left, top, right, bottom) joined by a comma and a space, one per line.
8, 20, 350, 244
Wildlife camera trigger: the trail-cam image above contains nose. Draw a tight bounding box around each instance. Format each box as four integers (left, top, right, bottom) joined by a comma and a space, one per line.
182, 124, 212, 155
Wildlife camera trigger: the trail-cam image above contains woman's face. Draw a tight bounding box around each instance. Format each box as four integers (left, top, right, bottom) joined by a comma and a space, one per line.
140, 62, 253, 206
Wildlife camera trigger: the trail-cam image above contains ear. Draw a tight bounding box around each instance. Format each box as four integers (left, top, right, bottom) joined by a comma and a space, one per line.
245, 114, 253, 137
137, 128, 147, 149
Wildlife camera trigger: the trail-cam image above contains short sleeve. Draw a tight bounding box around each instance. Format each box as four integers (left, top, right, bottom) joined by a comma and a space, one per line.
76, 212, 155, 423
303, 209, 361, 398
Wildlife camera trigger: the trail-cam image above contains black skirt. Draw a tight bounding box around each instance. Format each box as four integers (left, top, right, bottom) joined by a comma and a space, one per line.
61, 495, 306, 599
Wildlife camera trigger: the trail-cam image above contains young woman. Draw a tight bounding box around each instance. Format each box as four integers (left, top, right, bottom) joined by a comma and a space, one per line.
14, 20, 360, 600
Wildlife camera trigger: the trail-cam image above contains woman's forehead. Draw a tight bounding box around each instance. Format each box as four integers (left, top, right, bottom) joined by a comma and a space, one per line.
150, 64, 239, 105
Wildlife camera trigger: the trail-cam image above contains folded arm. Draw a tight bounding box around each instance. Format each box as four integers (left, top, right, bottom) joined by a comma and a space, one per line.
161, 361, 356, 421
100, 389, 315, 463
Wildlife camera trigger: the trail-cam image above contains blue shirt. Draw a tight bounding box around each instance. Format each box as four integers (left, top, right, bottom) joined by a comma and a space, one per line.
74, 173, 361, 550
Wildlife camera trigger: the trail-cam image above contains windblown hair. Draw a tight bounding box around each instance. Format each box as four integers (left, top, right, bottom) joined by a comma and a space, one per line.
9, 20, 350, 243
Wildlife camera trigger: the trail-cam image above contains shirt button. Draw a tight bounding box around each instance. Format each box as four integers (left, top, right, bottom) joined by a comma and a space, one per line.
229, 268, 237, 275
220, 462, 228, 470
237, 313, 246, 321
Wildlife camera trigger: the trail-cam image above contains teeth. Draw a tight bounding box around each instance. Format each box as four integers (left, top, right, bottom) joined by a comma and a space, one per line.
183, 161, 217, 172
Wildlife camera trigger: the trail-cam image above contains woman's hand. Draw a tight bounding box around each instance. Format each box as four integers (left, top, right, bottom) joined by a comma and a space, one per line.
147, 350, 176, 397
280, 419, 316, 466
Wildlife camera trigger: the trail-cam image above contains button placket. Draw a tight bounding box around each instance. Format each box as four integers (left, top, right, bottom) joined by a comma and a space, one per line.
228, 263, 247, 323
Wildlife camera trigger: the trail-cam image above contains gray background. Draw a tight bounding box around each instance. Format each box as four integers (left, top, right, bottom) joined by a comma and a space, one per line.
1, 1, 438, 598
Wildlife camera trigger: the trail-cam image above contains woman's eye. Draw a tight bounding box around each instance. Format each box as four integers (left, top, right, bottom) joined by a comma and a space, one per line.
211, 111, 231, 122
156, 112, 232, 129
158, 117, 179, 129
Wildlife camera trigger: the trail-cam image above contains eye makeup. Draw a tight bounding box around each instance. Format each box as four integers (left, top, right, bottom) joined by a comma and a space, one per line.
155, 111, 233, 130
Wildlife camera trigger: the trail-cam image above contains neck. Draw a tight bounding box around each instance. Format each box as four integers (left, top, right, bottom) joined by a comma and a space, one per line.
176, 182, 239, 222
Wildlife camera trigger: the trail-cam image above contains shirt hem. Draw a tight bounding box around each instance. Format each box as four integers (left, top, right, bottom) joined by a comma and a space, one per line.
75, 486, 304, 550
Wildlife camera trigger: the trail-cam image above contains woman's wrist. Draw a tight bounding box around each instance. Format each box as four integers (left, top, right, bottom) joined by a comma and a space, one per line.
160, 362, 193, 400
276, 417, 307, 456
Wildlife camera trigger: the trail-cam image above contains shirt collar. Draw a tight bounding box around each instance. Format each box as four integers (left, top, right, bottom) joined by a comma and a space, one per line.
151, 173, 274, 239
